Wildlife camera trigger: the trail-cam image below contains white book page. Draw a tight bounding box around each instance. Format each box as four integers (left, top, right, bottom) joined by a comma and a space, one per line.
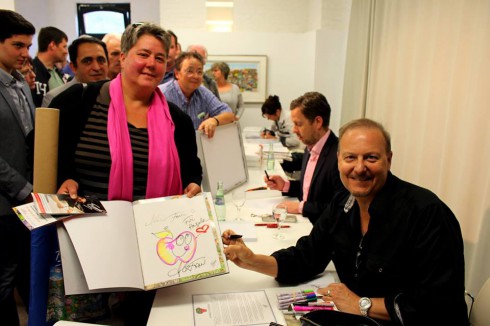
132, 194, 228, 289
62, 200, 144, 290
57, 224, 91, 295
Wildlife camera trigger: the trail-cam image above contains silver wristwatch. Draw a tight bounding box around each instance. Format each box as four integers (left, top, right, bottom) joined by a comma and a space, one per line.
359, 297, 372, 316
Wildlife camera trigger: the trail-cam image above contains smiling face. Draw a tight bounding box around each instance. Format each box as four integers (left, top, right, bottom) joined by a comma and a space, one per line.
157, 231, 197, 265
0, 34, 32, 73
121, 34, 167, 91
338, 127, 392, 204
72, 43, 108, 83
175, 57, 203, 96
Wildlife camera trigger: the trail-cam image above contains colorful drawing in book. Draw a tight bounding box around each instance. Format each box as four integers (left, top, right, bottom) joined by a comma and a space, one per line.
155, 223, 210, 265
155, 230, 197, 265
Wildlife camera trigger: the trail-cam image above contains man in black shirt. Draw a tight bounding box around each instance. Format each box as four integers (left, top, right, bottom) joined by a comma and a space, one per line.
223, 118, 467, 325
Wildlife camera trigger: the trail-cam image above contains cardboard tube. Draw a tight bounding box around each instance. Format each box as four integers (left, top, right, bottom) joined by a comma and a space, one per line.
33, 108, 60, 193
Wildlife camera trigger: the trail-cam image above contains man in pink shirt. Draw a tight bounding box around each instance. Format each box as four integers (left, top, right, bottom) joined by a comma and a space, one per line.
265, 92, 344, 224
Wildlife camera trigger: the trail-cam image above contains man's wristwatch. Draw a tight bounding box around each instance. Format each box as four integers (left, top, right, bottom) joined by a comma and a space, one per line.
359, 297, 372, 316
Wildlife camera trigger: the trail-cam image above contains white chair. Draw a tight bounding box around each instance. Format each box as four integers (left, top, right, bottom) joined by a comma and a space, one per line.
470, 276, 490, 325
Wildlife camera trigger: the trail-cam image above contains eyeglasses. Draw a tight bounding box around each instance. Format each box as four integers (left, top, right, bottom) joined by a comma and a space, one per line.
183, 68, 204, 77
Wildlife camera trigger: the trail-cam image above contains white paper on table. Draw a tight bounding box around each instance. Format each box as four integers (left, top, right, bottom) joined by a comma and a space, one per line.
192, 290, 277, 326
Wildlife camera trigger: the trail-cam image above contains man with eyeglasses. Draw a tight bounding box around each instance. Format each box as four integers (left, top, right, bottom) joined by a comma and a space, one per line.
187, 44, 220, 100
160, 51, 234, 138
223, 118, 467, 325
42, 35, 109, 107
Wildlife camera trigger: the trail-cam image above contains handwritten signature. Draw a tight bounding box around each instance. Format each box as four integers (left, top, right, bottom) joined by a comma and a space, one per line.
168, 256, 206, 277
145, 210, 198, 227
184, 216, 207, 230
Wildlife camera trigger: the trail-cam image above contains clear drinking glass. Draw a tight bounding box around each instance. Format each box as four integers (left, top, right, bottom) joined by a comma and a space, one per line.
232, 190, 246, 221
272, 206, 287, 239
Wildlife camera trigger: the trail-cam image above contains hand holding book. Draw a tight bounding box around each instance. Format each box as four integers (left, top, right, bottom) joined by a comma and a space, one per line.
12, 193, 106, 230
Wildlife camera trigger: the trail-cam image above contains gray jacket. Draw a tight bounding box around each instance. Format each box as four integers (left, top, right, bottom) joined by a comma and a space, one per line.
0, 70, 35, 215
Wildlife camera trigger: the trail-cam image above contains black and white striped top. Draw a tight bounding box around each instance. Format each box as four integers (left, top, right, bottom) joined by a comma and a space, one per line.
74, 95, 149, 201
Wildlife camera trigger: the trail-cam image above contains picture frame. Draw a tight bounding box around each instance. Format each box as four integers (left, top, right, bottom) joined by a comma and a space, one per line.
205, 55, 268, 103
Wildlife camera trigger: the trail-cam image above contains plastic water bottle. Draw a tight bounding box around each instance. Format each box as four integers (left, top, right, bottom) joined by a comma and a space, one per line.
266, 143, 275, 171
215, 181, 226, 221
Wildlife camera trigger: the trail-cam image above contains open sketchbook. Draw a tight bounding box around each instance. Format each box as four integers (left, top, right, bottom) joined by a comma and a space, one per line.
59, 193, 228, 295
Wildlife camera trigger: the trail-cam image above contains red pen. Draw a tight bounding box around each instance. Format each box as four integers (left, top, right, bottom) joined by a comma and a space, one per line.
254, 223, 290, 228
267, 224, 290, 228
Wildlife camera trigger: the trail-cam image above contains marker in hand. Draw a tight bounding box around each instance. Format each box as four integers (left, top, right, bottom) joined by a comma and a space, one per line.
264, 170, 271, 181
229, 234, 242, 240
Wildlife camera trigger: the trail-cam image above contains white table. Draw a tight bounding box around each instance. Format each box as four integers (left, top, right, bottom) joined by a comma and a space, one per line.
147, 217, 315, 325
147, 163, 338, 325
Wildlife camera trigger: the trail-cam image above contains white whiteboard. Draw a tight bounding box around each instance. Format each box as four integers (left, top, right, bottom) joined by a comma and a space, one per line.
196, 123, 248, 197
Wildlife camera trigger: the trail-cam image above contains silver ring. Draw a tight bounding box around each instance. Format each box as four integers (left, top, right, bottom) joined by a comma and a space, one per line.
326, 289, 331, 297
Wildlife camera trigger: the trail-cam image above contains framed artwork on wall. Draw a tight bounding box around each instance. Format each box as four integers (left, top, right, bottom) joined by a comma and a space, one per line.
204, 55, 267, 103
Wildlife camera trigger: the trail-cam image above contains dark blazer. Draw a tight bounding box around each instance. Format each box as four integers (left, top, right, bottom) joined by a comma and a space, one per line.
31, 56, 65, 107
0, 73, 35, 215
286, 131, 344, 224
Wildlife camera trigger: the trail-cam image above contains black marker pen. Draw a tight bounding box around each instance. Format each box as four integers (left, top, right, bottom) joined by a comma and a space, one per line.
264, 170, 271, 181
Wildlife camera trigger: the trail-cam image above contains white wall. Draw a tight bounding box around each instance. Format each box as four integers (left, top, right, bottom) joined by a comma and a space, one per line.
172, 29, 316, 129
0, 0, 15, 9
162, 0, 352, 131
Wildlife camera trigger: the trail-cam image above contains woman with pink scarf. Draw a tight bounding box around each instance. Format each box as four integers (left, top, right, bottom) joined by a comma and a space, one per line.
49, 23, 202, 324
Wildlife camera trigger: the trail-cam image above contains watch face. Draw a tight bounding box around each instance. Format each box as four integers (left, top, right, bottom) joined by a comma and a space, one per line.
360, 297, 372, 309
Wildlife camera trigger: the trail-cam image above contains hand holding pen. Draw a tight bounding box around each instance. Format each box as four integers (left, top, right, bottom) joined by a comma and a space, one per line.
264, 171, 285, 191
221, 230, 243, 245
221, 229, 257, 268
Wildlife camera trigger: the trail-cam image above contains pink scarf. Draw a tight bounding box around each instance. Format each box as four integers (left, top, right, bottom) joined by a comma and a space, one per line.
107, 74, 182, 201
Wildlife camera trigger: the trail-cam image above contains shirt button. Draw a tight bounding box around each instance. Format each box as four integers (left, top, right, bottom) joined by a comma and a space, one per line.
379, 268, 383, 273
354, 273, 358, 278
